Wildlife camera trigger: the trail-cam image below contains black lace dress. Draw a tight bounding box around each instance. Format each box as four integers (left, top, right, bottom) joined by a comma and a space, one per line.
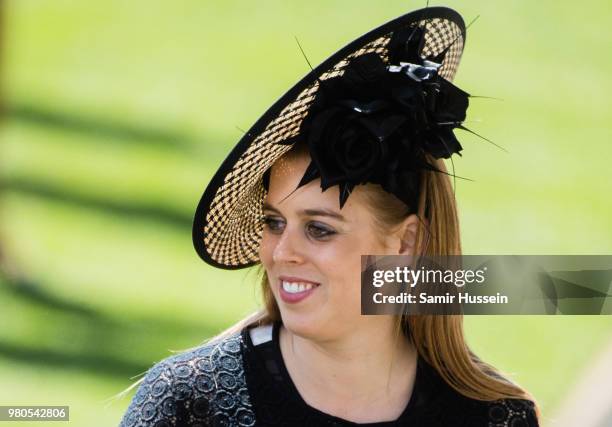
119, 321, 538, 426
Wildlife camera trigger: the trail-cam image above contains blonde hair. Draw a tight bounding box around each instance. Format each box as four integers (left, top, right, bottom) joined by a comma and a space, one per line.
120, 144, 539, 421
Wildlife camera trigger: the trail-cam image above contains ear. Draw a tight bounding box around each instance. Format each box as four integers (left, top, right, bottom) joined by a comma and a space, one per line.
398, 214, 419, 255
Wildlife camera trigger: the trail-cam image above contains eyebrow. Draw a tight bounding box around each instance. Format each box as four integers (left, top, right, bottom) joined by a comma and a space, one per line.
263, 202, 347, 222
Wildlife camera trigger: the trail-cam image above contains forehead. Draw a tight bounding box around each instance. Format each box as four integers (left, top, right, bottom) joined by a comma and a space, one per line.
265, 151, 365, 217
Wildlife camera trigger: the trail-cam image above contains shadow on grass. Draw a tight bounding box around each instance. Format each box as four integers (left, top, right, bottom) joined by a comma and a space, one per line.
2, 176, 192, 230
0, 275, 225, 380
0, 99, 237, 381
6, 101, 197, 152
6, 275, 101, 319
0, 342, 150, 378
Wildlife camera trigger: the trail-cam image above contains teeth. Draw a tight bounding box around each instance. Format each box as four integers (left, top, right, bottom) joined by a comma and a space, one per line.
282, 280, 316, 294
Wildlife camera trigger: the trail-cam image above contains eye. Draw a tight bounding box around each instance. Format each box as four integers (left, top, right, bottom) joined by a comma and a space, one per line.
306, 222, 336, 240
262, 215, 285, 233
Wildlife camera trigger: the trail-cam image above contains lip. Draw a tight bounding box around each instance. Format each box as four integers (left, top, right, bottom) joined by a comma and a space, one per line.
278, 276, 321, 304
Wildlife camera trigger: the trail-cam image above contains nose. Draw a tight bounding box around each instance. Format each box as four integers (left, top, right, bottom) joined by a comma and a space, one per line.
272, 225, 304, 265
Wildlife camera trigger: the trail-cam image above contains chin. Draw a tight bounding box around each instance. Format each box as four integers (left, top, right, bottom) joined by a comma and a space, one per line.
279, 309, 326, 340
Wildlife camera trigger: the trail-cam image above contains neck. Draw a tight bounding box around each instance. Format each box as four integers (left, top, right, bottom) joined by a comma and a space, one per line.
280, 318, 417, 402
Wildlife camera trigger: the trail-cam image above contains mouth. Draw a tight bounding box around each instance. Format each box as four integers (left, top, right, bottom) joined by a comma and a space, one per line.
278, 276, 321, 304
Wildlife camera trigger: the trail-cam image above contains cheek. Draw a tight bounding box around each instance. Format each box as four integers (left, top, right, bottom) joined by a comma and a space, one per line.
318, 240, 365, 291
258, 235, 279, 298
258, 232, 275, 265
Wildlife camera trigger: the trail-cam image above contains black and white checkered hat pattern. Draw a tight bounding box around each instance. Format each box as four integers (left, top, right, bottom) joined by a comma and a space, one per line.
193, 8, 466, 269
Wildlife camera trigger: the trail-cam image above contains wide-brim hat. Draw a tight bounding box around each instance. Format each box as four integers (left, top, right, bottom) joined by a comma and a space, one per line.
193, 6, 467, 269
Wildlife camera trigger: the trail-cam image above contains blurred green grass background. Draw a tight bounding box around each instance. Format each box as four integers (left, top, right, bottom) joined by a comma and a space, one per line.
0, 1, 611, 426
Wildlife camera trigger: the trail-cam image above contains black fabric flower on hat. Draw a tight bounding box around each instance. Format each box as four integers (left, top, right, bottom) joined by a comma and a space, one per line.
293, 26, 470, 210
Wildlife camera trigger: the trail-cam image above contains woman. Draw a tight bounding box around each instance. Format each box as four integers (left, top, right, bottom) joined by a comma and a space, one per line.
120, 6, 539, 426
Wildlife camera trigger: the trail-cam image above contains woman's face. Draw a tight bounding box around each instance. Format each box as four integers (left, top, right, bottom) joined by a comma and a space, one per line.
259, 151, 410, 340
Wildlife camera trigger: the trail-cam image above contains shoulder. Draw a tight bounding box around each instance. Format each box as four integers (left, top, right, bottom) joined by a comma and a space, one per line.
119, 331, 256, 427
417, 359, 539, 426
446, 396, 538, 426
485, 398, 539, 427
